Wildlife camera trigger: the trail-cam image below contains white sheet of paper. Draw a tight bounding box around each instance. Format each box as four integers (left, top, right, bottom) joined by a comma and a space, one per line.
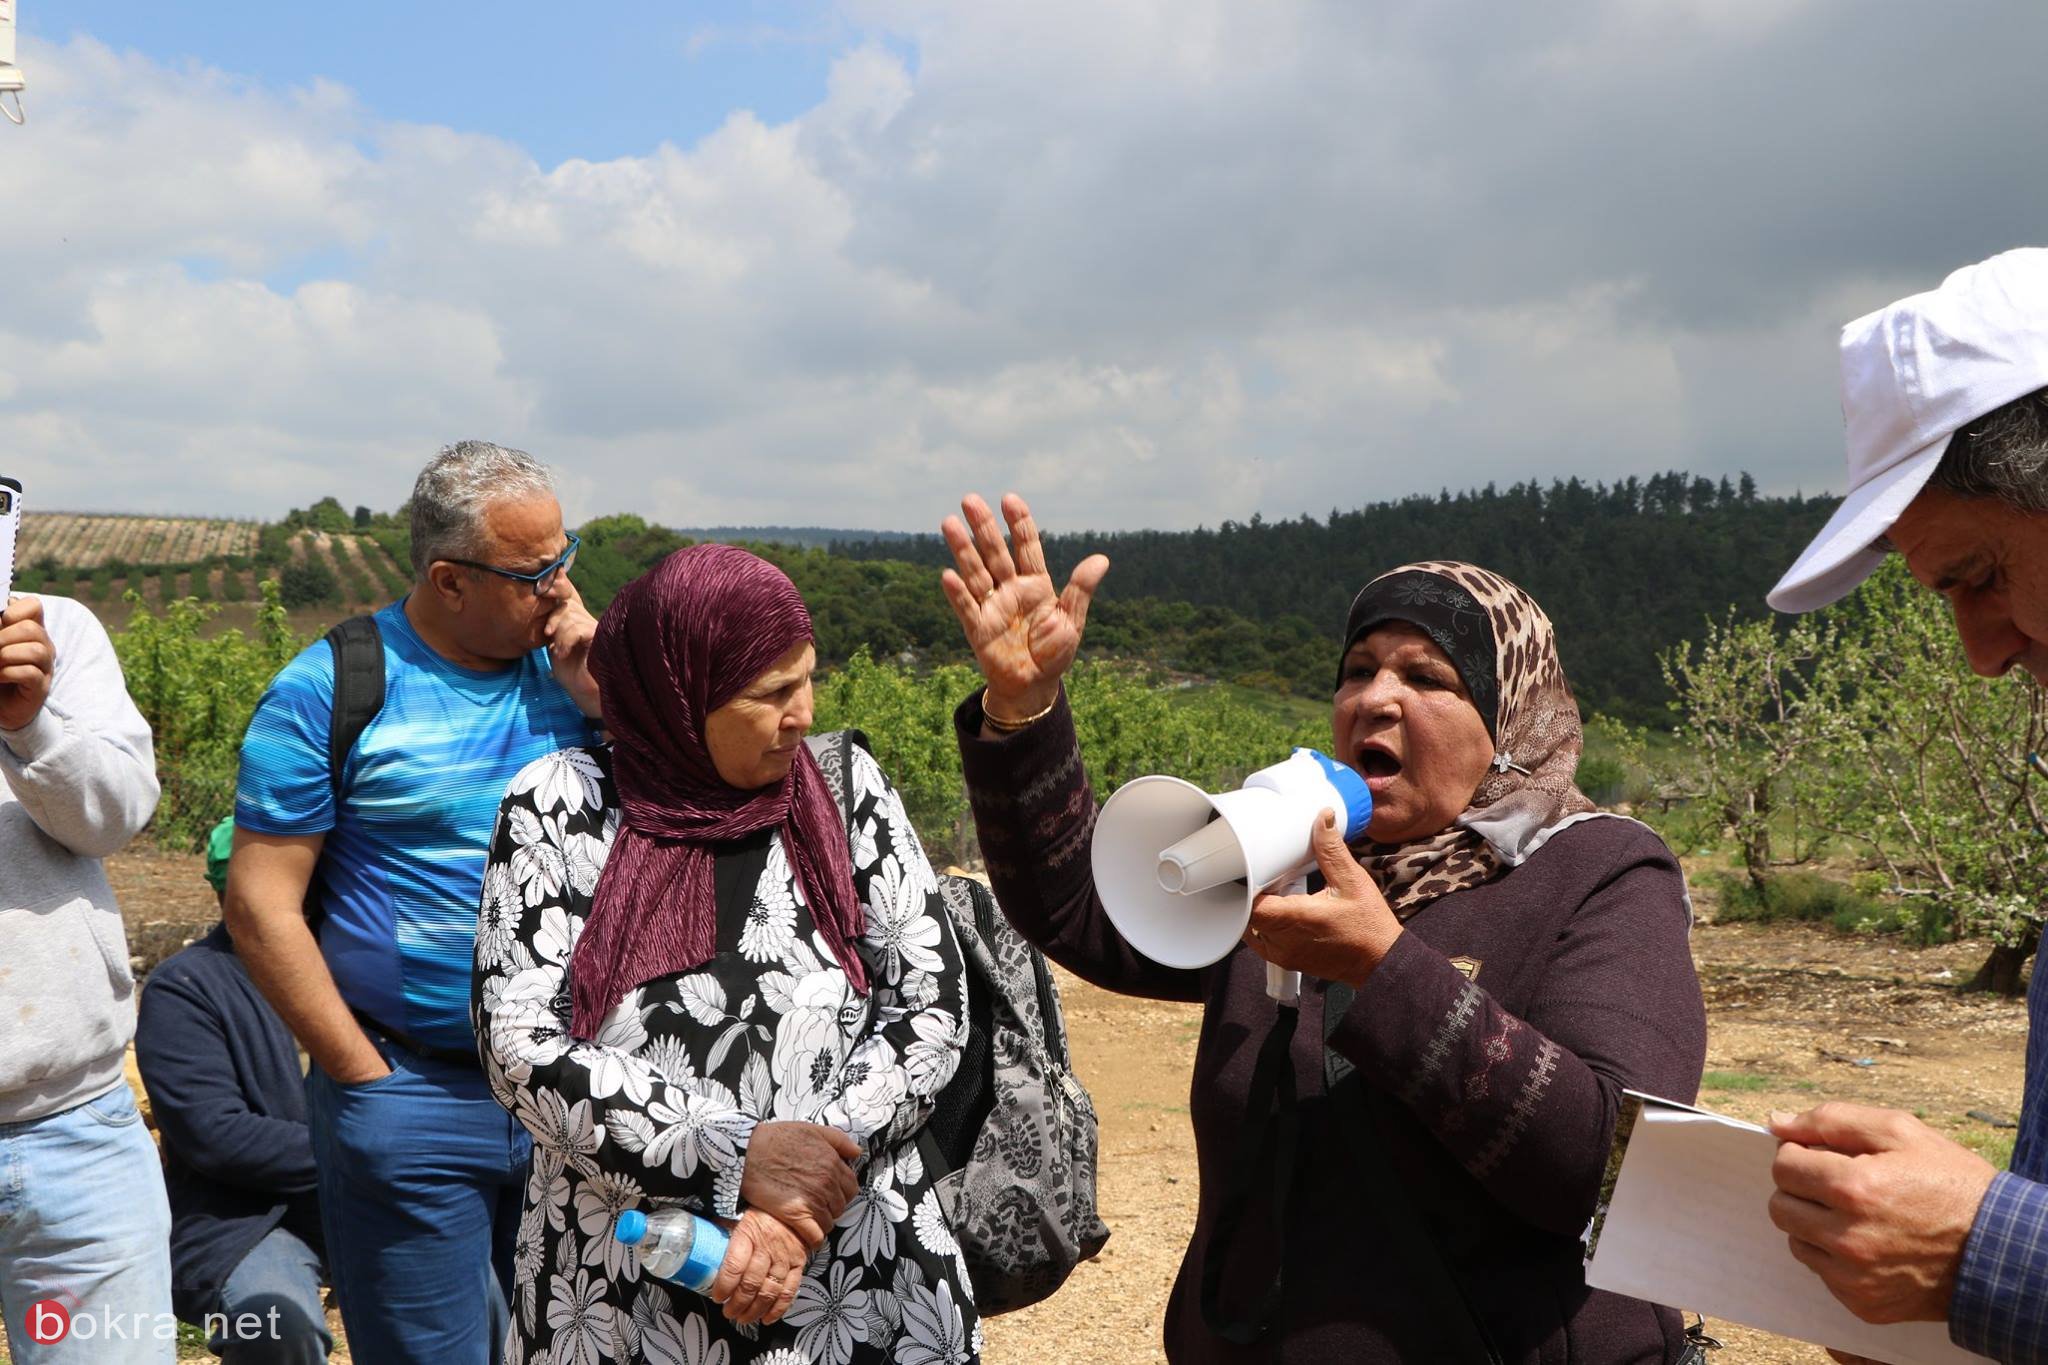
1583, 1093, 1987, 1365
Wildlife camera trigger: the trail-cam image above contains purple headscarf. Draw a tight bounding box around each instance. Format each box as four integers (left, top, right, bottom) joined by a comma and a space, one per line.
568, 543, 866, 1039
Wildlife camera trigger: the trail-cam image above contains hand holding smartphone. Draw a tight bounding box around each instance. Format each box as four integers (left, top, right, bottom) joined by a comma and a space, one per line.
0, 476, 19, 601
0, 477, 55, 732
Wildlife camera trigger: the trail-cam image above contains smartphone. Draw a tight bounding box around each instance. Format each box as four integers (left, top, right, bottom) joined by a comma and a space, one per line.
0, 476, 18, 602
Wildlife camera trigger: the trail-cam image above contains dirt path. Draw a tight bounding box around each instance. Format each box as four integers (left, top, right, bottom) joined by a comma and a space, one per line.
26, 848, 2027, 1365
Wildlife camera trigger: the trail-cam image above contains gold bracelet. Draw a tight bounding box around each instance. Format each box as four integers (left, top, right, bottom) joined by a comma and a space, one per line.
983, 691, 1058, 732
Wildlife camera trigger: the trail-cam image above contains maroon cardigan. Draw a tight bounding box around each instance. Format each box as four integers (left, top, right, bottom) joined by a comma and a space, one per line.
957, 691, 1707, 1364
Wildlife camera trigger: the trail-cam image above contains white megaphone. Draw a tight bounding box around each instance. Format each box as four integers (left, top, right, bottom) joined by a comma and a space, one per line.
1091, 749, 1373, 1004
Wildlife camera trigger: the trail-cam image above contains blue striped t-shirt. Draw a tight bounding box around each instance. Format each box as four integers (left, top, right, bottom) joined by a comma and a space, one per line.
235, 598, 598, 1050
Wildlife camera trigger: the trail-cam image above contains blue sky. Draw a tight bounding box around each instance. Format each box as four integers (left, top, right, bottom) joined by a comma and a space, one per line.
6, 3, 2047, 529
46, 0, 863, 167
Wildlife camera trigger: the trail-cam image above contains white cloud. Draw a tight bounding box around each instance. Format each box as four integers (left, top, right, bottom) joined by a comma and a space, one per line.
4, 4, 2047, 530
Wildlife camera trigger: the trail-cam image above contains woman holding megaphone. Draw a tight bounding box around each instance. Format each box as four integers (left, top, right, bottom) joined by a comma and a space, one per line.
940, 493, 1707, 1365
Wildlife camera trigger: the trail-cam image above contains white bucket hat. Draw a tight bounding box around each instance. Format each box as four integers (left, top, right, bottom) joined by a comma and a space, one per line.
1768, 247, 2048, 612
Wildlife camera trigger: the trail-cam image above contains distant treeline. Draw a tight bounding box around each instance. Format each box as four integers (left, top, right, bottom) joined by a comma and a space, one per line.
826, 473, 1839, 725
284, 473, 1842, 727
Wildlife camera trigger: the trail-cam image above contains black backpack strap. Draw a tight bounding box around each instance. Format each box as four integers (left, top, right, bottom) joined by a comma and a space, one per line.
1323, 981, 1503, 1365
325, 614, 385, 807
306, 615, 385, 933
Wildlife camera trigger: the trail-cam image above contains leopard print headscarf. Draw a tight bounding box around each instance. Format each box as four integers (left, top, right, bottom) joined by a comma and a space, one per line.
1341, 561, 1595, 918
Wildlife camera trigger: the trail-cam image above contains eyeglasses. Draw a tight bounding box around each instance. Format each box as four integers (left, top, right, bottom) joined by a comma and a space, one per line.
441, 531, 580, 598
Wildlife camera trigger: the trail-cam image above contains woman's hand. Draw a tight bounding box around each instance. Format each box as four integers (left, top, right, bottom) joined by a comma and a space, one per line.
1243, 810, 1402, 987
709, 1209, 809, 1327
939, 492, 1109, 724
737, 1121, 861, 1249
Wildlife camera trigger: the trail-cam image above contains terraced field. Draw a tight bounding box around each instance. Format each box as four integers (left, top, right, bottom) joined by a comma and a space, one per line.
11, 516, 411, 621
17, 513, 261, 569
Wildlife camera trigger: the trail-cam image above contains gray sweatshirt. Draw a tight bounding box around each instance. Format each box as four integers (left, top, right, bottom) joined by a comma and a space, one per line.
0, 594, 160, 1122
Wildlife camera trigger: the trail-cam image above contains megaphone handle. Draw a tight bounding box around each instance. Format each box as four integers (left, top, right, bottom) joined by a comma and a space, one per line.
1262, 874, 1307, 1003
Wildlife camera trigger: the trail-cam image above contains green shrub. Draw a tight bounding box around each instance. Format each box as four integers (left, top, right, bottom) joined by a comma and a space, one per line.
278, 559, 339, 608
1576, 754, 1626, 804
220, 569, 249, 603
344, 561, 375, 606
1707, 869, 1892, 930
113, 583, 304, 848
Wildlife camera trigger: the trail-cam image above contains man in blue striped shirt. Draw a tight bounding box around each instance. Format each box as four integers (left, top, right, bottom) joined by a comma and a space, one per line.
228, 442, 602, 1365
1766, 248, 2048, 1363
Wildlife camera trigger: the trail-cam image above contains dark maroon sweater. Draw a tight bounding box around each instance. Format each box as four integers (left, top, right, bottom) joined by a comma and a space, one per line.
957, 691, 1707, 1364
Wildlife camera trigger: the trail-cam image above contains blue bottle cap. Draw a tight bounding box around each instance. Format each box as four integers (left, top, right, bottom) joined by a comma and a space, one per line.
1299, 749, 1375, 840
614, 1209, 647, 1246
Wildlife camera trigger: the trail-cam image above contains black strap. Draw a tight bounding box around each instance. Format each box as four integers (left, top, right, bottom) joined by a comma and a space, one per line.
325, 614, 386, 806
1323, 981, 1503, 1365
1198, 1002, 1301, 1345
304, 615, 385, 934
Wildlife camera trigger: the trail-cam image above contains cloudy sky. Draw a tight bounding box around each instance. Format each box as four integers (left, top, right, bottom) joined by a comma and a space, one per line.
4, 1, 2045, 531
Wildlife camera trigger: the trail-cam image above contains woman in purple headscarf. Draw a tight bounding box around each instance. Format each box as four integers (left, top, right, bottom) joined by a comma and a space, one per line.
473, 544, 978, 1365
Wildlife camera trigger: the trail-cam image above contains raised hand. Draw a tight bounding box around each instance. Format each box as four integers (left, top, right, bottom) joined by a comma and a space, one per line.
939, 493, 1108, 724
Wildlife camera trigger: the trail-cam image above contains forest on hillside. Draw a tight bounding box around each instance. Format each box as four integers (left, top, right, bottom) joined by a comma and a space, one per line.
829, 473, 1839, 723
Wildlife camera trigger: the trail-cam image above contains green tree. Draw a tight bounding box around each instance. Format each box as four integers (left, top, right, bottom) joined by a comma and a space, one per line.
1816, 562, 2048, 992
1664, 560, 2048, 993
1661, 611, 1852, 891
279, 558, 339, 608
114, 582, 304, 848
285, 497, 354, 534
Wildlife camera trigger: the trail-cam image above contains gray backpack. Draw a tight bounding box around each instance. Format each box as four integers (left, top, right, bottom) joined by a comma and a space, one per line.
807, 730, 1110, 1314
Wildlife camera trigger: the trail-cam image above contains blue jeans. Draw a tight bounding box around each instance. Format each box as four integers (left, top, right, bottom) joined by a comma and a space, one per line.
304, 1038, 528, 1365
211, 1226, 330, 1364
0, 1084, 175, 1364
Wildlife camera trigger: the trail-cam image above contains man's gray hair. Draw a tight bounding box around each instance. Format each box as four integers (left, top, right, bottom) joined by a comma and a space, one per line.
1929, 386, 2048, 514
408, 441, 557, 580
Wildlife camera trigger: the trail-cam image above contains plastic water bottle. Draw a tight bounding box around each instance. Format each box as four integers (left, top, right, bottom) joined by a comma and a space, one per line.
614, 1208, 731, 1293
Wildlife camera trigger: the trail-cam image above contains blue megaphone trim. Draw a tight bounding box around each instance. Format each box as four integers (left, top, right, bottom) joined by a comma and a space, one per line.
1298, 748, 1374, 840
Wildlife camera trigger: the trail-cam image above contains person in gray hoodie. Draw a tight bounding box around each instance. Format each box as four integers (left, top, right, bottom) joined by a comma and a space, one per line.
0, 591, 170, 1363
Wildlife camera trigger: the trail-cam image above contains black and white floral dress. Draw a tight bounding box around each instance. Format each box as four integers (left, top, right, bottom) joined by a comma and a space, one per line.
473, 743, 981, 1365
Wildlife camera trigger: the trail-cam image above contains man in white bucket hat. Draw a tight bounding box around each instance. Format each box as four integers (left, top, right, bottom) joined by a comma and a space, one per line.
1766, 247, 2048, 1363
